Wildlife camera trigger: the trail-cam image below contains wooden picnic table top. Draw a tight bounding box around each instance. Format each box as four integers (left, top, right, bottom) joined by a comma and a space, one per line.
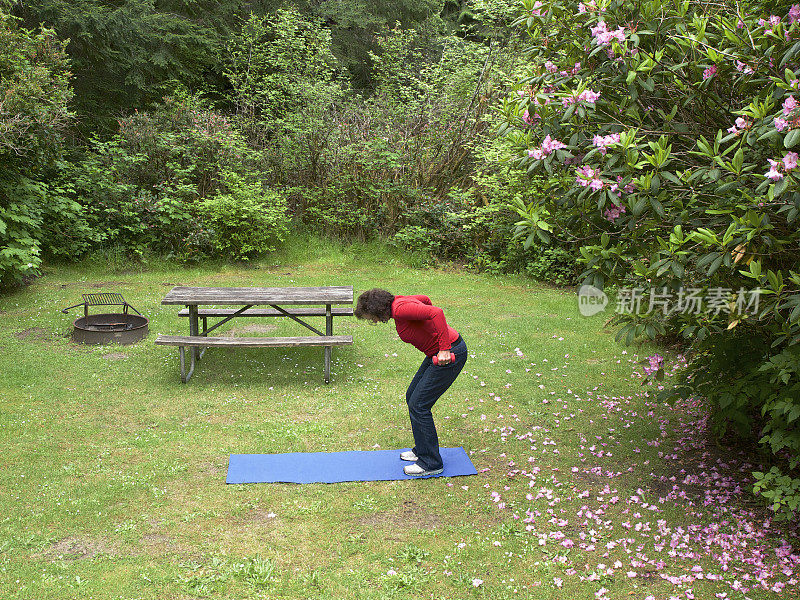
161, 285, 354, 306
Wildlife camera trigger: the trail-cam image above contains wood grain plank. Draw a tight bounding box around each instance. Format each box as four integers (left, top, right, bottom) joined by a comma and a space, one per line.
162, 286, 354, 305
177, 307, 353, 317
155, 334, 353, 347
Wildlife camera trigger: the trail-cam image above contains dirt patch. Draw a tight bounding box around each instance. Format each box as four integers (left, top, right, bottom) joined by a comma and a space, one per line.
102, 352, 129, 361
358, 499, 443, 532
60, 282, 129, 289
15, 327, 56, 342
198, 461, 227, 476
44, 536, 116, 561
573, 470, 605, 485
245, 509, 282, 526
140, 533, 180, 554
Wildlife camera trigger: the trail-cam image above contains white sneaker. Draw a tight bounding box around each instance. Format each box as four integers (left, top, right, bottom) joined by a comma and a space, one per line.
400, 450, 418, 462
404, 463, 444, 477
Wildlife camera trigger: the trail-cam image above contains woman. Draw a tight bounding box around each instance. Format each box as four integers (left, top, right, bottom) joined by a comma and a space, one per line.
355, 288, 467, 477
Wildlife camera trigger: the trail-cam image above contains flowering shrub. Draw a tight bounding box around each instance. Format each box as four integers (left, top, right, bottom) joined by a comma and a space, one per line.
502, 0, 800, 517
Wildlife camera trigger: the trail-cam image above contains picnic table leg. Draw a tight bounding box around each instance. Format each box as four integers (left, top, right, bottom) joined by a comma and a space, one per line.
199, 314, 208, 359
188, 305, 202, 362
324, 304, 332, 383
179, 346, 195, 383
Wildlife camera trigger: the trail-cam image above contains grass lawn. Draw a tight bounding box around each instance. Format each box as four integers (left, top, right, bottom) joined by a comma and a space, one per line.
1, 240, 797, 600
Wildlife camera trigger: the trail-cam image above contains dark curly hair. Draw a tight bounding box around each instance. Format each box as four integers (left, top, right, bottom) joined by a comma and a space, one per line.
355, 288, 395, 322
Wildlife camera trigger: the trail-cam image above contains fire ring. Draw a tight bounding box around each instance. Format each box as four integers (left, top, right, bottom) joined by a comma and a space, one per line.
63, 293, 149, 345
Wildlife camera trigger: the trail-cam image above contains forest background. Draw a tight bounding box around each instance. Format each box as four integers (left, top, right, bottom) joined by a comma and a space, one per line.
2, 0, 800, 519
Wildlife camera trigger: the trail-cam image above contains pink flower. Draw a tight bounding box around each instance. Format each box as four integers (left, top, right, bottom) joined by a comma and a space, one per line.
522, 110, 536, 125
775, 117, 790, 131
728, 117, 751, 136
791, 5, 800, 24
593, 133, 621, 154
604, 203, 626, 222
545, 60, 557, 73
579, 89, 601, 103
647, 354, 664, 372
736, 60, 754, 74
590, 21, 626, 46
783, 96, 797, 115
590, 21, 607, 37
576, 165, 598, 187
703, 65, 717, 80
770, 15, 782, 27
766, 159, 784, 180
542, 135, 566, 153
784, 151, 799, 170
529, 136, 566, 160
531, 1, 544, 16
589, 178, 604, 191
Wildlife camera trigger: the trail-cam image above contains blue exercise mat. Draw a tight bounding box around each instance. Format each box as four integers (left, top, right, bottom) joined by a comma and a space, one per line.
226, 447, 477, 484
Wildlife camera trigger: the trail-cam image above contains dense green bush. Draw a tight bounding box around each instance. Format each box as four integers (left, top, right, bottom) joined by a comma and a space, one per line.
503, 0, 800, 516
0, 12, 73, 287
71, 92, 255, 259
198, 172, 288, 261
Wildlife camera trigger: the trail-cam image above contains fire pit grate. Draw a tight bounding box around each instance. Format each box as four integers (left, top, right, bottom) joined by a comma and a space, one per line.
62, 293, 148, 345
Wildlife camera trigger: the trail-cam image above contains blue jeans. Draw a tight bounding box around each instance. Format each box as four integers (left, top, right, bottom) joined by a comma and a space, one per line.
405, 336, 468, 470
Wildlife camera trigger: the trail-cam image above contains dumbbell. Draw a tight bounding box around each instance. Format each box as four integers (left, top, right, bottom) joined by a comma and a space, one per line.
432, 351, 455, 366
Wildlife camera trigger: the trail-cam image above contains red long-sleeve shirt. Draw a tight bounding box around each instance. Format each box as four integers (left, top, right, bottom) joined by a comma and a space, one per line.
391, 295, 459, 357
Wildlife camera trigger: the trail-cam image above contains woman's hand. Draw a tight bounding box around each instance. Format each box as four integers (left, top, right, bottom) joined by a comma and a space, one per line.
436, 350, 452, 365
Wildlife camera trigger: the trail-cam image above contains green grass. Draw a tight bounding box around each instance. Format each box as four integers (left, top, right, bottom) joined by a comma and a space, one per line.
0, 240, 796, 599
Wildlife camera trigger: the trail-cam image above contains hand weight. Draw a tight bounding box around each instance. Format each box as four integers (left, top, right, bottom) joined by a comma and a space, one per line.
432, 352, 455, 366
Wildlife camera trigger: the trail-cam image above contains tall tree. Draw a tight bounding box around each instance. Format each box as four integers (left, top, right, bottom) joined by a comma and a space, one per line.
13, 1, 240, 130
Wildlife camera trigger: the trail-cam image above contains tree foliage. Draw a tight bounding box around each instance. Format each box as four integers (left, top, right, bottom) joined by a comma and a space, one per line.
13, 0, 238, 128
0, 11, 74, 286
224, 8, 344, 148
71, 92, 258, 259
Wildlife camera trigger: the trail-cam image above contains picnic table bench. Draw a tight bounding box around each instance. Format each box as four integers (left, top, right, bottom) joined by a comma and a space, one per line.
156, 286, 353, 383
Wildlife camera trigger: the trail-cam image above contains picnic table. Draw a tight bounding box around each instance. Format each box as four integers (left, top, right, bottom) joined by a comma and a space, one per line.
155, 286, 353, 383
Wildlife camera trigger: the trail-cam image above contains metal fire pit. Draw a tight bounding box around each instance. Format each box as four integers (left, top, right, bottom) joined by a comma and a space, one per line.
62, 293, 149, 345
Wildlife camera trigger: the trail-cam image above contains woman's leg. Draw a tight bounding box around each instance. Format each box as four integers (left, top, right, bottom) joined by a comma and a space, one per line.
405, 356, 432, 457
406, 339, 467, 470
